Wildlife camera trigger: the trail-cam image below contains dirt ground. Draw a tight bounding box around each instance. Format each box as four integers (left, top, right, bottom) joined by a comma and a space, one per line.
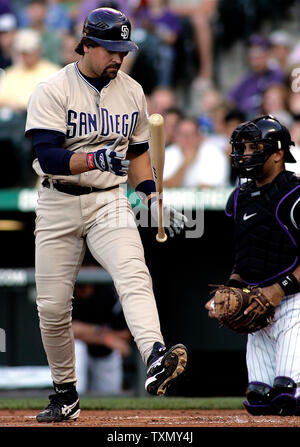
0, 409, 299, 427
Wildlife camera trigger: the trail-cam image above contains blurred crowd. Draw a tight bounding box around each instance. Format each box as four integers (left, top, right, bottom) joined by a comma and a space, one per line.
0, 0, 299, 188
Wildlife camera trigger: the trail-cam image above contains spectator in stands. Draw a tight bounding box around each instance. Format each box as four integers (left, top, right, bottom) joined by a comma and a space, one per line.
169, 0, 217, 87
42, 0, 72, 33
121, 26, 161, 94
222, 108, 247, 185
60, 32, 78, 66
164, 107, 183, 147
72, 278, 132, 395
227, 35, 285, 119
0, 0, 14, 15
222, 108, 246, 153
0, 13, 17, 69
261, 83, 293, 128
269, 30, 294, 75
19, 0, 72, 34
18, 0, 63, 65
147, 86, 176, 116
197, 87, 222, 120
133, 0, 181, 88
163, 117, 200, 187
163, 116, 230, 188
0, 27, 60, 187
0, 28, 60, 111
289, 91, 300, 121
196, 87, 230, 135
288, 41, 300, 68
286, 91, 300, 174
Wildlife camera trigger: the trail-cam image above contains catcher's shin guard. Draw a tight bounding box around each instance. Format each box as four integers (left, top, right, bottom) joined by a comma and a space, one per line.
270, 376, 299, 416
243, 381, 274, 415
244, 377, 300, 416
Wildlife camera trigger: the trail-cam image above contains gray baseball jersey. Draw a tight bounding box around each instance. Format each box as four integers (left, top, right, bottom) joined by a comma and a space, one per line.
26, 61, 149, 188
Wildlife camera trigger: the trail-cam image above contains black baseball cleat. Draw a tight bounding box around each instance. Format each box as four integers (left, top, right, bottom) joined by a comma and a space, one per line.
145, 342, 188, 396
36, 388, 80, 423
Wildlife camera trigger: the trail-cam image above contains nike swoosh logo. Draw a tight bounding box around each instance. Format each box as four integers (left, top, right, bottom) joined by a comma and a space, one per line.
243, 212, 257, 221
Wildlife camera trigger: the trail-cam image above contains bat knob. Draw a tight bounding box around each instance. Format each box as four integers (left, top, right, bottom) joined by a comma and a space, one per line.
156, 233, 168, 243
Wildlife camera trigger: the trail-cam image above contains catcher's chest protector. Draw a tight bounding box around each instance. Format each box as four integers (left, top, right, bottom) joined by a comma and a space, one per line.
233, 171, 300, 285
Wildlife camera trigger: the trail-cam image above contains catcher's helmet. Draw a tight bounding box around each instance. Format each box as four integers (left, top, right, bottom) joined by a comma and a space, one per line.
230, 114, 296, 178
82, 7, 138, 52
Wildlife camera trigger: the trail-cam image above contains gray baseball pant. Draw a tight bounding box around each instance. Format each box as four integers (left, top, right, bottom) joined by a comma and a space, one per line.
35, 184, 164, 384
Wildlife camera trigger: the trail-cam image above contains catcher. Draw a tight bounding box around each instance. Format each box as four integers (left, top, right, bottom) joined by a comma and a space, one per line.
205, 115, 300, 416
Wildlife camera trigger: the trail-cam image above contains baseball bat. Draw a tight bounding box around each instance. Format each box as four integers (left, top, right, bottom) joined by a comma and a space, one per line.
148, 113, 168, 243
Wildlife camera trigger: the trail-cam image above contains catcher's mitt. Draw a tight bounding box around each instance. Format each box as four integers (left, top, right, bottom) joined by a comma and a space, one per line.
210, 285, 276, 334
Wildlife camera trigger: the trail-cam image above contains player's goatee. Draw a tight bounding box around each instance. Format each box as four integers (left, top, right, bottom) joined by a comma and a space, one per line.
102, 64, 121, 80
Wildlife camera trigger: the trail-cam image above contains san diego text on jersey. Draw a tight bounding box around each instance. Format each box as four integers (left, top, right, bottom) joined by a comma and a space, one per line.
66, 108, 139, 138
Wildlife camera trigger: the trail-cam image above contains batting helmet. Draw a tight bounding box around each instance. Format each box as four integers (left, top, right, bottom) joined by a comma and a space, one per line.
230, 114, 296, 178
82, 7, 138, 52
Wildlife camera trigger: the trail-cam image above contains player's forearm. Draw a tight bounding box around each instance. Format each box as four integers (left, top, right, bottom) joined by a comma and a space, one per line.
226, 266, 245, 287
272, 265, 300, 297
228, 272, 243, 282
112, 329, 131, 341
0, 99, 25, 111
69, 152, 90, 174
72, 320, 106, 344
73, 321, 120, 347
72, 321, 131, 356
226, 273, 245, 288
291, 265, 300, 284
127, 151, 160, 205
127, 151, 154, 189
163, 176, 182, 188
163, 163, 190, 188
33, 131, 128, 176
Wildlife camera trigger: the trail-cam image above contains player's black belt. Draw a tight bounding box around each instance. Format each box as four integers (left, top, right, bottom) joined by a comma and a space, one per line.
42, 178, 116, 196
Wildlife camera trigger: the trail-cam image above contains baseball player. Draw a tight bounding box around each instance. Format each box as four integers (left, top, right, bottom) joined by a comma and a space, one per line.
205, 115, 300, 416
25, 7, 188, 423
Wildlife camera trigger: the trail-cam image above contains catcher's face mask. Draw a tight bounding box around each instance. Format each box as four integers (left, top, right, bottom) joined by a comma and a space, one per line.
230, 121, 280, 179
230, 115, 296, 179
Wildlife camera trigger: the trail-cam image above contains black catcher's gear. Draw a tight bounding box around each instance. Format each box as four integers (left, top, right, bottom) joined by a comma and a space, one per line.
82, 7, 138, 52
244, 377, 300, 416
230, 114, 296, 179
226, 171, 300, 286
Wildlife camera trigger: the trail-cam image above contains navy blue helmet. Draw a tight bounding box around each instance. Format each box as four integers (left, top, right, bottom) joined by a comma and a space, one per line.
82, 7, 138, 52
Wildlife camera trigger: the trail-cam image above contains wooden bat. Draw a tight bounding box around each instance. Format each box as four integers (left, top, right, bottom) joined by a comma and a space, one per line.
149, 113, 168, 243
